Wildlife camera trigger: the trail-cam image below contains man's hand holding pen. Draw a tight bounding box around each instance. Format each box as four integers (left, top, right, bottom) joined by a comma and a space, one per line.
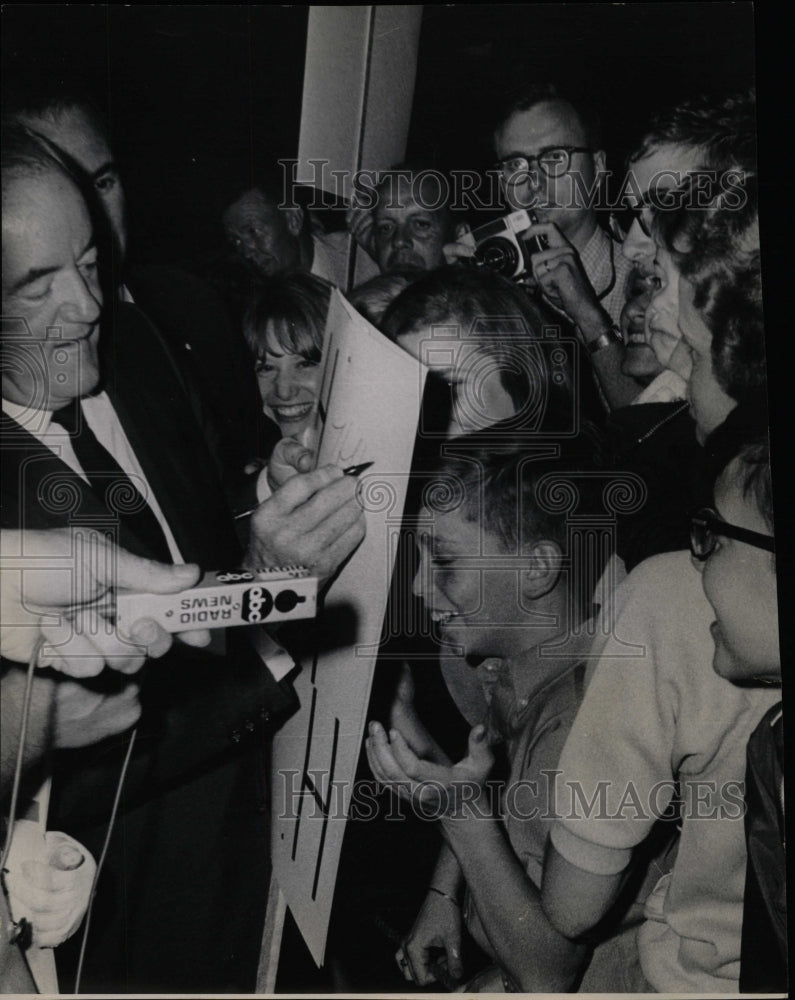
244, 464, 367, 584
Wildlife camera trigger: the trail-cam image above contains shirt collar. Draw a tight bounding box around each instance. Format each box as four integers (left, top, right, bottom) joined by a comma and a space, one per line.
578, 225, 610, 277
488, 626, 594, 734
2, 396, 55, 435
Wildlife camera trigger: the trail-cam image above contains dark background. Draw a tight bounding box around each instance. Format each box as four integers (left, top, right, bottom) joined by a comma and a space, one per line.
3, 3, 757, 273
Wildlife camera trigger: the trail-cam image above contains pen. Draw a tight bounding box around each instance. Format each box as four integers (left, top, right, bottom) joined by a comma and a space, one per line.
234, 461, 374, 520
342, 461, 374, 477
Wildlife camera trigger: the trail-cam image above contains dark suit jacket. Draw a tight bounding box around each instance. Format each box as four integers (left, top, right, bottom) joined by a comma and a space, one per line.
1, 302, 296, 993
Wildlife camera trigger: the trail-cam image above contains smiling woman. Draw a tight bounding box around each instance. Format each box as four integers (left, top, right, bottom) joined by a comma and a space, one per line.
243, 271, 332, 441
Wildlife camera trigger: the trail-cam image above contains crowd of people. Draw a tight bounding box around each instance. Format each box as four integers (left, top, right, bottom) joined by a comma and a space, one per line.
0, 67, 784, 998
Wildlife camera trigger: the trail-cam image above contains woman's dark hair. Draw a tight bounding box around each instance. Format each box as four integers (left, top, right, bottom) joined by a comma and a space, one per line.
243, 271, 332, 363
653, 173, 764, 405
628, 89, 757, 174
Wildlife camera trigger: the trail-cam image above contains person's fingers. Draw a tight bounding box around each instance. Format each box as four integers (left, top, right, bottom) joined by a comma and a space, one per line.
39, 619, 121, 677
406, 938, 436, 986
49, 842, 85, 873
395, 946, 415, 983
366, 722, 412, 787
396, 662, 415, 703
346, 203, 367, 223
402, 942, 424, 985
312, 517, 366, 582
387, 727, 425, 780
447, 940, 464, 981
247, 467, 365, 579
648, 327, 679, 367
365, 727, 401, 785
364, 738, 393, 787
442, 241, 475, 265
73, 607, 157, 674
454, 222, 471, 240
263, 486, 363, 573
110, 551, 201, 596
9, 867, 68, 910
53, 681, 142, 749
466, 723, 494, 779
300, 494, 364, 562
175, 628, 213, 648
273, 436, 315, 473
667, 339, 693, 380
531, 246, 576, 269
352, 215, 374, 240
257, 465, 345, 519
294, 449, 315, 473
524, 220, 568, 247
347, 206, 376, 246
263, 497, 363, 576
120, 617, 173, 662
292, 473, 361, 533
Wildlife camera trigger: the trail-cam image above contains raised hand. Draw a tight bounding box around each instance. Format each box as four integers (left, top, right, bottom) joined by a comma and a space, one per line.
365, 720, 494, 815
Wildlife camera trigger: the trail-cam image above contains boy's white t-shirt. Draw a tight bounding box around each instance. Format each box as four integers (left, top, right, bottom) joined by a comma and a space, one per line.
551, 550, 779, 993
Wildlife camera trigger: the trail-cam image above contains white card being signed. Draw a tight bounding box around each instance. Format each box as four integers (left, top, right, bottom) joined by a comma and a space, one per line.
269, 289, 427, 965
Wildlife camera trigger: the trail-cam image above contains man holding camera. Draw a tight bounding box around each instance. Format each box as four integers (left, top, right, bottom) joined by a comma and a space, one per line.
465, 84, 637, 410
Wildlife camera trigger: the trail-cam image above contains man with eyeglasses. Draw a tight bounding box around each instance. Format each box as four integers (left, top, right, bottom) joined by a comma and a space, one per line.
492, 84, 637, 409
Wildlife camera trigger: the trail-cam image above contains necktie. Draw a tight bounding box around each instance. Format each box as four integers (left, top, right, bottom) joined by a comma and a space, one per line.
50, 399, 172, 561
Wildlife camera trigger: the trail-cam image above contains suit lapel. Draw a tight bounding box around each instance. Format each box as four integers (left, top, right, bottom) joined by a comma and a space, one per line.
1, 412, 110, 531
101, 301, 241, 567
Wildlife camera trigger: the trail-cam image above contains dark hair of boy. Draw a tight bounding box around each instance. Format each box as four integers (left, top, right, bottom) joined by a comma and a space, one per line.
424, 422, 609, 621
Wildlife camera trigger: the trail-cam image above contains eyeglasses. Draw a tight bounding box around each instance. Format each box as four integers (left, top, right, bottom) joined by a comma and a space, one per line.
690, 507, 776, 561
611, 203, 653, 240
495, 146, 592, 181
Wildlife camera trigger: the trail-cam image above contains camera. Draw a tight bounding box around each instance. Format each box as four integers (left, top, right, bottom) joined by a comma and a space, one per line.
460, 209, 548, 280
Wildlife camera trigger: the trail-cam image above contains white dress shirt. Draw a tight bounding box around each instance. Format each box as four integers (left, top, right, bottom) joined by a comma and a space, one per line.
2, 392, 183, 563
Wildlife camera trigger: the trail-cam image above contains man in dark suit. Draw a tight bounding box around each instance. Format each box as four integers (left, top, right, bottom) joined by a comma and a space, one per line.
1, 128, 364, 991
7, 84, 280, 476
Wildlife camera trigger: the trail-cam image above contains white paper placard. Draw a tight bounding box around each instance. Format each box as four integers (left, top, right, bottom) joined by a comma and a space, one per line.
269, 290, 427, 965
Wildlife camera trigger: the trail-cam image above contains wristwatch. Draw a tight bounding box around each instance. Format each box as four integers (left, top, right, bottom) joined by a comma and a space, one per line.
587, 323, 622, 355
